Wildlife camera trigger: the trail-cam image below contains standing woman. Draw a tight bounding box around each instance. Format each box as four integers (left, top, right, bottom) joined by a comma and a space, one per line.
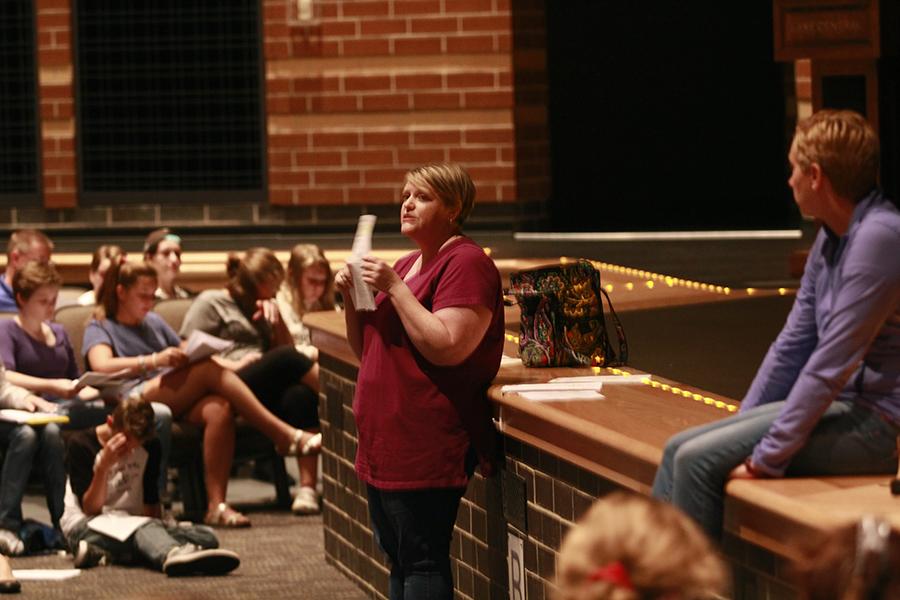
85, 260, 319, 527
335, 163, 504, 600
143, 228, 190, 300
179, 248, 323, 515
275, 243, 336, 361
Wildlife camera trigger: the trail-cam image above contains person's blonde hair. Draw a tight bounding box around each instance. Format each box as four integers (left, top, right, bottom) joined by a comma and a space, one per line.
6, 229, 53, 261
405, 163, 476, 227
792, 109, 879, 202
285, 244, 335, 318
90, 244, 124, 273
110, 394, 156, 443
225, 247, 284, 316
12, 262, 63, 307
555, 492, 729, 600
94, 260, 157, 321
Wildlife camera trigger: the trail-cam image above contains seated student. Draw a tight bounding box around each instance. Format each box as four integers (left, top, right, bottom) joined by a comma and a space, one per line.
793, 515, 900, 600
180, 248, 322, 515
0, 229, 53, 313
0, 362, 62, 557
0, 261, 173, 488
61, 394, 240, 576
77, 245, 125, 306
143, 228, 190, 300
275, 243, 337, 362
85, 259, 320, 527
652, 110, 900, 539
555, 492, 728, 600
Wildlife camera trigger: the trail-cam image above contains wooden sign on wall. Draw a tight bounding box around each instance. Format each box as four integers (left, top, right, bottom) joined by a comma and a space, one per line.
774, 0, 881, 60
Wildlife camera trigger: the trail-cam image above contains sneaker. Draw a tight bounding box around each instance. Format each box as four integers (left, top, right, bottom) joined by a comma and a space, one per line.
0, 530, 23, 557
291, 486, 320, 515
73, 540, 111, 569
162, 543, 240, 577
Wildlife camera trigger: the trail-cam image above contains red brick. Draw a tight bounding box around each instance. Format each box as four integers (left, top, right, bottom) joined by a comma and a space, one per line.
464, 90, 512, 108
266, 78, 291, 94
312, 95, 360, 113
269, 133, 309, 149
500, 184, 516, 199
294, 188, 345, 204
36, 12, 69, 29
347, 149, 394, 166
342, 1, 389, 17
467, 165, 514, 180
37, 48, 70, 66
343, 38, 391, 56
40, 104, 54, 119
268, 151, 294, 168
398, 148, 446, 164
447, 72, 495, 88
364, 168, 407, 184
266, 22, 290, 39
410, 17, 459, 34
265, 41, 291, 59
462, 15, 510, 31
56, 100, 73, 118
314, 169, 361, 185
497, 32, 511, 52
445, 0, 490, 12
498, 71, 513, 86
500, 146, 515, 162
36, 0, 69, 10
40, 84, 71, 99
318, 2, 338, 19
395, 73, 443, 90
796, 59, 811, 78
360, 19, 407, 36
412, 92, 460, 110
312, 132, 360, 147
293, 150, 343, 167
38, 31, 54, 48
447, 35, 494, 53
363, 131, 410, 146
52, 138, 74, 152
292, 76, 324, 93
394, 36, 443, 55
394, 0, 441, 16
269, 189, 294, 205
478, 185, 499, 201
412, 130, 460, 145
465, 128, 513, 144
264, 1, 288, 20
449, 147, 497, 163
348, 186, 398, 203
345, 75, 392, 92
321, 20, 357, 37
796, 80, 812, 100
43, 191, 76, 209
268, 170, 311, 186
496, 0, 510, 12
267, 96, 293, 114
362, 94, 410, 111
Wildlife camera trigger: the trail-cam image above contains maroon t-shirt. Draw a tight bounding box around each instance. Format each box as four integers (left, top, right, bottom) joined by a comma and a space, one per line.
354, 237, 504, 490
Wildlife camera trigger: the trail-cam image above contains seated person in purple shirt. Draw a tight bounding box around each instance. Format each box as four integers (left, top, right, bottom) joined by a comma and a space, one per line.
652, 109, 900, 539
0, 229, 53, 313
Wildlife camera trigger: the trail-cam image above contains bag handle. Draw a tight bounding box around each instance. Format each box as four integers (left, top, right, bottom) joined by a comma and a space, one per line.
597, 285, 628, 365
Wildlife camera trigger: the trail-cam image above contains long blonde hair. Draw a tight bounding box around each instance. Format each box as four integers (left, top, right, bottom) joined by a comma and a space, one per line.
555, 492, 729, 600
285, 244, 334, 318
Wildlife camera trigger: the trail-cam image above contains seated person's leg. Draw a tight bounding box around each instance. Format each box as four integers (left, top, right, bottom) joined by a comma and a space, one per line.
0, 424, 38, 554
36, 423, 66, 531
150, 402, 173, 496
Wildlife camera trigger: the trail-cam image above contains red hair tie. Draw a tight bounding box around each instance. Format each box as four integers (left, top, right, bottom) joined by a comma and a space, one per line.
587, 561, 633, 590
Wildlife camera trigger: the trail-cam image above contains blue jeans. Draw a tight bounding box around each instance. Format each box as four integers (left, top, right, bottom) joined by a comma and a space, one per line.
367, 485, 466, 600
0, 422, 66, 532
652, 400, 900, 539
67, 518, 218, 570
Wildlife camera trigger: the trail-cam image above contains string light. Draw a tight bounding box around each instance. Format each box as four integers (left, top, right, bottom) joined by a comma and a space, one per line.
598, 367, 738, 413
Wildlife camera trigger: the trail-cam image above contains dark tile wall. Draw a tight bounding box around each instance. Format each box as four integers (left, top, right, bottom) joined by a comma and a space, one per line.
318, 358, 799, 600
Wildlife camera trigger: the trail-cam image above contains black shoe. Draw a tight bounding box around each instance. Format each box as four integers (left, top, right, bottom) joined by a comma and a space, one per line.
162, 544, 240, 577
73, 540, 111, 569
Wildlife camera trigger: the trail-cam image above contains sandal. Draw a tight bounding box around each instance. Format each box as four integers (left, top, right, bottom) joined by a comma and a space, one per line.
203, 503, 251, 528
285, 429, 322, 457
0, 556, 19, 595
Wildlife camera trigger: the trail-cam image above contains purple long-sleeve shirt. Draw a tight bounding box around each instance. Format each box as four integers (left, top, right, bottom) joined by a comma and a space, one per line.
740, 189, 900, 476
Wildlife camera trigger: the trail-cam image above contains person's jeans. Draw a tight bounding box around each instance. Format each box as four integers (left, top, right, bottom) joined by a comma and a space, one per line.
367, 485, 466, 600
652, 400, 900, 539
0, 422, 66, 532
67, 518, 219, 570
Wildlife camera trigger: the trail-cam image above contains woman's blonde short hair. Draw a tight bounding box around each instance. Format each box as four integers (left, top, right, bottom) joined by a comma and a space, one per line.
555, 492, 729, 600
792, 109, 879, 202
405, 163, 476, 227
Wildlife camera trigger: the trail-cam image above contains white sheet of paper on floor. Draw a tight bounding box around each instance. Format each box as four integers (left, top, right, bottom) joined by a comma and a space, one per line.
347, 214, 377, 311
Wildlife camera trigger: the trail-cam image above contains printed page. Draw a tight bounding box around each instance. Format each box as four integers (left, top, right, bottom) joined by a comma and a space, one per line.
183, 330, 234, 364
76, 368, 132, 388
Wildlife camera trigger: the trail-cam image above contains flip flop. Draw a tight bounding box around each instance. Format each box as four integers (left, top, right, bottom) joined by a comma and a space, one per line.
203, 503, 251, 528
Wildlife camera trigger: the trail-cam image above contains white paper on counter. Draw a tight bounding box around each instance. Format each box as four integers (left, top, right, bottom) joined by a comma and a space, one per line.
549, 374, 650, 384
347, 214, 377, 311
501, 382, 603, 394
517, 390, 605, 402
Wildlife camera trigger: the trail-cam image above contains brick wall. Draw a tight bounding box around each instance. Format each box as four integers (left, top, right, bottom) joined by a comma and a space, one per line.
35, 0, 76, 209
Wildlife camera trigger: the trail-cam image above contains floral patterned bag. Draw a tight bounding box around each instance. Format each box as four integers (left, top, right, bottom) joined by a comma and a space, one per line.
508, 260, 627, 367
